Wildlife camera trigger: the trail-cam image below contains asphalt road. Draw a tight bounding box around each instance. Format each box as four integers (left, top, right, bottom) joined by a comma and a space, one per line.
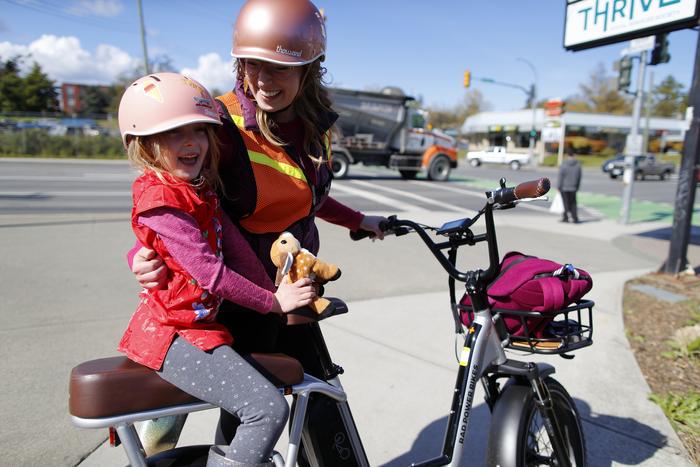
0, 158, 687, 214
0, 158, 691, 466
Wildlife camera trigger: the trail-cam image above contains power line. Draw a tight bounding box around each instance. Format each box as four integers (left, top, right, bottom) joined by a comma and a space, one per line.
1, 0, 135, 35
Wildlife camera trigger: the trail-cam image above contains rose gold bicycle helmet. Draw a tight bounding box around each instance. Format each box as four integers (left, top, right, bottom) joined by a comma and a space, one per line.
231, 0, 326, 66
118, 72, 221, 147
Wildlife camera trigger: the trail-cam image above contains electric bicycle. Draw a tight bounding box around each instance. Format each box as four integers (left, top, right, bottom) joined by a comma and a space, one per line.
69, 177, 593, 466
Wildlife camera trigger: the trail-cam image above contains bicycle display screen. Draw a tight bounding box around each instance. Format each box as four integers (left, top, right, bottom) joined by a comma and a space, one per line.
437, 218, 472, 235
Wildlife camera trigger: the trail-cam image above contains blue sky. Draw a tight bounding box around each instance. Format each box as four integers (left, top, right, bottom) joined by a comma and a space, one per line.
0, 0, 697, 112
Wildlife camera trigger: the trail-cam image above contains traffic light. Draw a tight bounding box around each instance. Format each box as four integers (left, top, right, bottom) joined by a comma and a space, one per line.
463, 70, 471, 88
618, 56, 632, 91
649, 33, 670, 65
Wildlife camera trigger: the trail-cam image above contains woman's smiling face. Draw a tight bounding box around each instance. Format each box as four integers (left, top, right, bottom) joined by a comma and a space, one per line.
244, 59, 303, 122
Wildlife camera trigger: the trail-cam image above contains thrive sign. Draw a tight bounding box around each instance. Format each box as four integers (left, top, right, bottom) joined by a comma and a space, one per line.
564, 0, 700, 50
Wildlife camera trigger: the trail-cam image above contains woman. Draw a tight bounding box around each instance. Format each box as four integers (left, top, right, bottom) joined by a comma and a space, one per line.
132, 0, 385, 453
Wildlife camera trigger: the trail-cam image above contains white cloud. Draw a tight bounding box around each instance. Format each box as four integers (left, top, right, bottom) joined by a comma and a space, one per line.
180, 53, 235, 94
0, 35, 139, 84
67, 0, 123, 17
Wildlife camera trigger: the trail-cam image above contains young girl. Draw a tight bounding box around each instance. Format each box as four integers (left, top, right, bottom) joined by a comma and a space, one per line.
117, 72, 315, 467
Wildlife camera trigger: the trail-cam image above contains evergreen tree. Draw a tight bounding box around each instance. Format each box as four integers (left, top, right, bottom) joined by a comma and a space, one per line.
23, 62, 58, 112
651, 75, 687, 118
81, 85, 118, 115
0, 57, 25, 111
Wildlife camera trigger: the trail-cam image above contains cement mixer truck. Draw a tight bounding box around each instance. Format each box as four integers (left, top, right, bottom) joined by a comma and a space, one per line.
328, 87, 458, 181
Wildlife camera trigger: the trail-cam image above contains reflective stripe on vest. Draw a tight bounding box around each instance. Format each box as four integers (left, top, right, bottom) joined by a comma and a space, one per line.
248, 150, 307, 182
218, 91, 314, 233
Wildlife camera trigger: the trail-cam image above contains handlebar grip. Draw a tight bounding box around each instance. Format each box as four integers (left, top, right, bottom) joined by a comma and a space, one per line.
349, 220, 391, 241
350, 229, 374, 241
490, 177, 550, 205
515, 178, 550, 199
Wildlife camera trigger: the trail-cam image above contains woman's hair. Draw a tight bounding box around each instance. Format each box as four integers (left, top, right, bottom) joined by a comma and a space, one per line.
236, 59, 334, 166
126, 125, 223, 193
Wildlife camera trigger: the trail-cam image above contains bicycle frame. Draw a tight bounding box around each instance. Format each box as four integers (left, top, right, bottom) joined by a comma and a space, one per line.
71, 373, 367, 467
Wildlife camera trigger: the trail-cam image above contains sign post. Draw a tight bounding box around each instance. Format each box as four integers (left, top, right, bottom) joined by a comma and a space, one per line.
621, 52, 647, 225
664, 34, 700, 274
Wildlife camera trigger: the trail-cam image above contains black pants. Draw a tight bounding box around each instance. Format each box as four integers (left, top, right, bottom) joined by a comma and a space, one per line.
561, 190, 579, 222
215, 305, 327, 444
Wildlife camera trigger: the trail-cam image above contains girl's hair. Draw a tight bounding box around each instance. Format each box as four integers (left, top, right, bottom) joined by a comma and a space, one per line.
236, 59, 333, 166
126, 125, 223, 193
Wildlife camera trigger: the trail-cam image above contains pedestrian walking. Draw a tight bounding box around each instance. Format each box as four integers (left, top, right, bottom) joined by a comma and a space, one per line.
558, 148, 582, 223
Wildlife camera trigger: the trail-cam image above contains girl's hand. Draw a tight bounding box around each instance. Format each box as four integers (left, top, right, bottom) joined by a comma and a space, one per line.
133, 247, 167, 289
271, 277, 316, 313
359, 215, 387, 240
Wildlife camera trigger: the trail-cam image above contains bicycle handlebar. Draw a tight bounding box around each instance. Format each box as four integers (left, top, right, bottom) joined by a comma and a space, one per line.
487, 177, 550, 206
349, 220, 390, 241
348, 178, 551, 286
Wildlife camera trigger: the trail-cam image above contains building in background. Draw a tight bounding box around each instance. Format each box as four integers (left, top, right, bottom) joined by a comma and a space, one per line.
60, 83, 83, 114
461, 109, 688, 156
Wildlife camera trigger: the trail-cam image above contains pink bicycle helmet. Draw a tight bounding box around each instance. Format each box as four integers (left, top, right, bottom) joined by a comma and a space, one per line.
231, 0, 326, 66
118, 72, 221, 147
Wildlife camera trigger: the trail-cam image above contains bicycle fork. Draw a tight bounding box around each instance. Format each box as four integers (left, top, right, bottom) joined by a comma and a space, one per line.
529, 377, 573, 467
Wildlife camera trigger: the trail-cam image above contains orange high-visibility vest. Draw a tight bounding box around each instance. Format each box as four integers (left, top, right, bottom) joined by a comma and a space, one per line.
217, 92, 332, 234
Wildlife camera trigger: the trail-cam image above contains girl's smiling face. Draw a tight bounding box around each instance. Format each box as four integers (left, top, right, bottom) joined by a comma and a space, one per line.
159, 123, 210, 182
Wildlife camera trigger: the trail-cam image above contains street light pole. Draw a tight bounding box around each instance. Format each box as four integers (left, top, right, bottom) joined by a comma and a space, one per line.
137, 0, 150, 74
517, 58, 539, 164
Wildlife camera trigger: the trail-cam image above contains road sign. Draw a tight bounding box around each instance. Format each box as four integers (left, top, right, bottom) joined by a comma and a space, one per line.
625, 134, 644, 156
541, 126, 563, 143
564, 0, 699, 51
629, 35, 656, 53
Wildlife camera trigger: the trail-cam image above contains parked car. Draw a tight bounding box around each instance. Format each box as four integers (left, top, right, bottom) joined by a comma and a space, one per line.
601, 154, 624, 174
608, 154, 675, 180
466, 146, 530, 170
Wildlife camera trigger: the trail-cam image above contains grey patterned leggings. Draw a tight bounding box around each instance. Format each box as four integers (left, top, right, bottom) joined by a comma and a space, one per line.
158, 336, 289, 463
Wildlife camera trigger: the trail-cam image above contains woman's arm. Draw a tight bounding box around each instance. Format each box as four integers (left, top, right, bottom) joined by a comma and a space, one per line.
129, 243, 166, 289
317, 196, 386, 239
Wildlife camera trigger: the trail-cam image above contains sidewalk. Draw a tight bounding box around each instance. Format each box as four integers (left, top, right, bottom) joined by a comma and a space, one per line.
79, 211, 697, 466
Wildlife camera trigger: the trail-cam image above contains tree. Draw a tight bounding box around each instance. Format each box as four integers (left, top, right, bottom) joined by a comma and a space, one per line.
427, 89, 491, 130
0, 57, 25, 111
566, 62, 632, 114
651, 75, 687, 118
23, 62, 58, 112
81, 85, 118, 115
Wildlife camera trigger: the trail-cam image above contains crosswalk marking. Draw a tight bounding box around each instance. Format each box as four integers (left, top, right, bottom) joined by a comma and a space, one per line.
331, 182, 428, 212
350, 180, 468, 213
410, 181, 551, 212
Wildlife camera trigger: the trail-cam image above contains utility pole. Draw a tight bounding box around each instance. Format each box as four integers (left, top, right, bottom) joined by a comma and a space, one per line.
137, 0, 150, 74
620, 51, 647, 225
664, 33, 700, 275
517, 58, 539, 165
643, 70, 654, 154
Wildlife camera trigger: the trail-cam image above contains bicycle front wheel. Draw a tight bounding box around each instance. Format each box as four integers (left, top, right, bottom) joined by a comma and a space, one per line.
486, 377, 586, 466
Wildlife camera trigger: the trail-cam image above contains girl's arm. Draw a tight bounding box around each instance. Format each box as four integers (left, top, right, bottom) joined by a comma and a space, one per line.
137, 208, 312, 313
317, 196, 386, 239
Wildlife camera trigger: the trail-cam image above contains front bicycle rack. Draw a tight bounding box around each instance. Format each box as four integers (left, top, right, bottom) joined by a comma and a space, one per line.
459, 300, 595, 355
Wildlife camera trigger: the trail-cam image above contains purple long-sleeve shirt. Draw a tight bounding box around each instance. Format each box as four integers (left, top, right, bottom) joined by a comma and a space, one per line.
137, 207, 276, 314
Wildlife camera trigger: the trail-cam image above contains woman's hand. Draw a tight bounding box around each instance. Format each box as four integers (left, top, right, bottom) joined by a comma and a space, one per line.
359, 215, 388, 240
132, 247, 167, 289
271, 277, 316, 313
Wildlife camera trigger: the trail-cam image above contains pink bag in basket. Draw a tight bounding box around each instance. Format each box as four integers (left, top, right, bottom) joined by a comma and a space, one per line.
460, 252, 592, 337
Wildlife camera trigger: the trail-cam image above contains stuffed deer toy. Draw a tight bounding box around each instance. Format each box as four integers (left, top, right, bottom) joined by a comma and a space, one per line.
269, 231, 341, 315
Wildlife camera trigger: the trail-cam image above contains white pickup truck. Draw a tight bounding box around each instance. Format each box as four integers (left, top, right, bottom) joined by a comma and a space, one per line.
466, 146, 530, 170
